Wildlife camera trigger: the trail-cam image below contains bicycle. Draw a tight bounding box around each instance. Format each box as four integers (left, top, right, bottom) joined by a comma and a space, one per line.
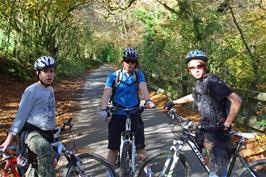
107, 106, 146, 177
134, 108, 266, 177
0, 118, 116, 177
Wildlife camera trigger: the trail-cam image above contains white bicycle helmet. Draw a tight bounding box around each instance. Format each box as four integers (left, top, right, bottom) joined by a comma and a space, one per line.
123, 48, 139, 60
185, 50, 208, 63
34, 56, 56, 70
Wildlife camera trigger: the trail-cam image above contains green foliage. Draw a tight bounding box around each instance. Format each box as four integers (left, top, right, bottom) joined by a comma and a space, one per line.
135, 8, 184, 76
0, 0, 265, 90
257, 114, 266, 128
0, 0, 98, 78
57, 58, 88, 77
132, 1, 265, 91
96, 43, 120, 64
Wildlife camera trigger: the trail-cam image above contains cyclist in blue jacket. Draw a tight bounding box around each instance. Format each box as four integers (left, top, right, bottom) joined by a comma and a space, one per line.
100, 48, 155, 176
165, 50, 242, 177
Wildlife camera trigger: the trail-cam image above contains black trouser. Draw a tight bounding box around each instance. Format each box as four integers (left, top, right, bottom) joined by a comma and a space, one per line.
108, 113, 145, 150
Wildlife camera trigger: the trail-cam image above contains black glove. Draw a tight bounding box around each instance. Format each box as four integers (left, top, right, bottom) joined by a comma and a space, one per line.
217, 121, 231, 133
164, 101, 175, 110
100, 109, 110, 121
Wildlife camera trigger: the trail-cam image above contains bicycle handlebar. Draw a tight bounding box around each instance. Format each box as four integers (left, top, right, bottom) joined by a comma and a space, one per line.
168, 108, 224, 131
0, 145, 16, 156
168, 108, 188, 122
107, 106, 145, 113
168, 108, 258, 140
106, 106, 158, 114
0, 119, 73, 154
54, 118, 73, 139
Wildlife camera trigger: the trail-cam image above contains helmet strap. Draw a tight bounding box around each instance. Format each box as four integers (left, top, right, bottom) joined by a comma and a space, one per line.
39, 79, 52, 87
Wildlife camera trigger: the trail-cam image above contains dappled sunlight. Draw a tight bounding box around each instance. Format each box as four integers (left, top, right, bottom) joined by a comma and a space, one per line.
90, 82, 104, 86
239, 135, 266, 162
0, 64, 265, 170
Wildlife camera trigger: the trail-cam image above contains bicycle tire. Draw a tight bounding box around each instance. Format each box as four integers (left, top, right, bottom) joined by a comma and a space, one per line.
120, 143, 131, 177
239, 159, 266, 177
134, 151, 191, 177
64, 152, 116, 177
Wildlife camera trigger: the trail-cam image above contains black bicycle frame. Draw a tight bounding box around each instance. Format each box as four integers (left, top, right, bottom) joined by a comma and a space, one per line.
226, 138, 259, 177
182, 132, 259, 177
180, 132, 211, 174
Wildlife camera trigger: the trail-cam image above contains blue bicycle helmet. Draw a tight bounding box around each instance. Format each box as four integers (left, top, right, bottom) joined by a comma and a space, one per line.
185, 50, 208, 63
123, 48, 138, 60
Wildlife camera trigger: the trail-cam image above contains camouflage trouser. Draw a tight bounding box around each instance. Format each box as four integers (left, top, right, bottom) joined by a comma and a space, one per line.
196, 130, 233, 177
203, 138, 228, 177
25, 131, 55, 177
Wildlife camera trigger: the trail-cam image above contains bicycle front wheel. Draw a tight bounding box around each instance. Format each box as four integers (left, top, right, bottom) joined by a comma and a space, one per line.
134, 151, 191, 177
120, 143, 131, 177
65, 153, 116, 177
240, 159, 266, 177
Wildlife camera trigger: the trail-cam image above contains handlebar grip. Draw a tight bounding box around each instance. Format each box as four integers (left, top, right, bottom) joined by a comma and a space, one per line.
64, 118, 72, 126
0, 145, 16, 153
107, 106, 146, 113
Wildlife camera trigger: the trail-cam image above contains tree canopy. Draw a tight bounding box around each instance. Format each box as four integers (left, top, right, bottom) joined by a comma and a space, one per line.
0, 0, 265, 91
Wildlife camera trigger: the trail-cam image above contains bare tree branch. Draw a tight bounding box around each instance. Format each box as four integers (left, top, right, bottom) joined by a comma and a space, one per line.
228, 4, 255, 61
228, 2, 258, 89
105, 0, 138, 11
156, 0, 179, 15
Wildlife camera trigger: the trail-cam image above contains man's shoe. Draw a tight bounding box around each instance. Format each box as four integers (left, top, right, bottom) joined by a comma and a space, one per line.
144, 167, 154, 177
106, 171, 112, 177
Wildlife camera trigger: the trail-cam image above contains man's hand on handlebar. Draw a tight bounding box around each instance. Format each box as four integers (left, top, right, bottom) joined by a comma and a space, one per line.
100, 109, 111, 121
164, 101, 175, 110
217, 121, 231, 133
144, 99, 156, 109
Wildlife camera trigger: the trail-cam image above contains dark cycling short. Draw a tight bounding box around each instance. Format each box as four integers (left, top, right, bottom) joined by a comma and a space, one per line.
108, 113, 145, 150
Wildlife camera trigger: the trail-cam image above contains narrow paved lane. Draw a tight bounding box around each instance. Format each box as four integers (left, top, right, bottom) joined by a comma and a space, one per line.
71, 64, 208, 177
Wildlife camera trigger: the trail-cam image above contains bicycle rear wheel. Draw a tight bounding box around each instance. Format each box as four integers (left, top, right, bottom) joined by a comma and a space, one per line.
134, 151, 191, 177
120, 143, 131, 177
0, 166, 20, 177
240, 159, 266, 177
64, 153, 116, 177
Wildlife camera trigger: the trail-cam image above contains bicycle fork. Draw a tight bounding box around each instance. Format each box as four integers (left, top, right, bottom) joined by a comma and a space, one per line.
161, 140, 184, 177
120, 137, 137, 175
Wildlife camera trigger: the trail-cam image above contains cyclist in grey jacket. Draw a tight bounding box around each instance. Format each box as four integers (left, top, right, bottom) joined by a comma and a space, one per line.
1, 56, 57, 177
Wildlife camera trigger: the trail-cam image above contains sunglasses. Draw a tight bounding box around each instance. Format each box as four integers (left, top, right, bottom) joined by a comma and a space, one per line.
124, 60, 136, 64
188, 64, 205, 71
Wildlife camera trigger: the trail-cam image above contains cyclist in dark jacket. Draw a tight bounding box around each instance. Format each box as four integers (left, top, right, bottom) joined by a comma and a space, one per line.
165, 50, 242, 177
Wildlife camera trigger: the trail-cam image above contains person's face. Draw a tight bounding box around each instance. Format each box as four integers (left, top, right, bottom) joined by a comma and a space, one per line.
37, 68, 55, 85
187, 60, 206, 79
122, 59, 137, 72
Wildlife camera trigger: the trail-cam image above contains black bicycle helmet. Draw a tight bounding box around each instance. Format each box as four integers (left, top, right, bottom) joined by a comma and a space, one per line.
185, 50, 208, 63
123, 48, 138, 60
34, 56, 56, 70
